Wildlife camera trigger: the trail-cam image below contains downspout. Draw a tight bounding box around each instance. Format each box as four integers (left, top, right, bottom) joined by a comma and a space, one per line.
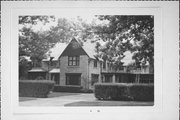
100, 61, 102, 83
87, 58, 90, 89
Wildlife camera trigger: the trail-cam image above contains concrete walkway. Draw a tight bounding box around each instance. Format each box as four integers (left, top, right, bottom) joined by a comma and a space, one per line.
19, 93, 96, 106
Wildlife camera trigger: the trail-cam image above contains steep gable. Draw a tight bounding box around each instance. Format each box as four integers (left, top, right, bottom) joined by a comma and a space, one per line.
60, 38, 88, 57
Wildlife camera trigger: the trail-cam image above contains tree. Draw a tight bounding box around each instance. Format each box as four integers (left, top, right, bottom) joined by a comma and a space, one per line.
19, 56, 32, 79
19, 16, 56, 78
19, 16, 95, 78
48, 17, 95, 43
19, 16, 55, 25
94, 15, 154, 73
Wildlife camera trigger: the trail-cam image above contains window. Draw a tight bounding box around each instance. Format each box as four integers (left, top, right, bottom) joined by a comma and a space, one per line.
50, 61, 56, 67
103, 61, 106, 69
68, 56, 79, 66
94, 60, 97, 68
66, 74, 81, 85
91, 74, 99, 86
104, 75, 113, 83
107, 63, 110, 69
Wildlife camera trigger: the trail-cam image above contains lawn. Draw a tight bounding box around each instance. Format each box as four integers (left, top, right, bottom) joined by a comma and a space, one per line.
19, 92, 154, 106
65, 100, 154, 106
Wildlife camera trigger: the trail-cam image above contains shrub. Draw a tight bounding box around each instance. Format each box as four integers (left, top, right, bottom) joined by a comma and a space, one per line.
94, 83, 131, 100
80, 88, 94, 93
129, 83, 154, 101
35, 76, 44, 80
94, 83, 154, 101
19, 80, 55, 98
53, 85, 83, 93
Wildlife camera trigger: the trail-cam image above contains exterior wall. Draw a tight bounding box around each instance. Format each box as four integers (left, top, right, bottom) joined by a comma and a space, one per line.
59, 55, 89, 89
41, 60, 59, 70
88, 59, 101, 88
41, 60, 60, 80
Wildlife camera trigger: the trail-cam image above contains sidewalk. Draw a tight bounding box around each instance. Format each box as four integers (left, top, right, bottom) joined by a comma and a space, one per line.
19, 92, 95, 106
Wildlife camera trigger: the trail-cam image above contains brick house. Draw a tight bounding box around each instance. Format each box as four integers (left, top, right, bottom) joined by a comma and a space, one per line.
28, 38, 152, 89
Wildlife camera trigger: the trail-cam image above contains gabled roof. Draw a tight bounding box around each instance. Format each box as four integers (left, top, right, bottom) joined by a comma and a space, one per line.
43, 38, 100, 61
43, 38, 138, 66
59, 38, 88, 58
43, 42, 67, 61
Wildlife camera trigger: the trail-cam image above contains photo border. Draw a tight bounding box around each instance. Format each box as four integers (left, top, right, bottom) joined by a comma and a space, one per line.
1, 1, 179, 120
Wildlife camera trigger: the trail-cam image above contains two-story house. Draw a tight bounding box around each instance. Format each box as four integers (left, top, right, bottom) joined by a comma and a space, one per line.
28, 38, 152, 89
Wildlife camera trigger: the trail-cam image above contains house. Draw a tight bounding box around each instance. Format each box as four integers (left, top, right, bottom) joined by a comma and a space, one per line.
28, 38, 152, 89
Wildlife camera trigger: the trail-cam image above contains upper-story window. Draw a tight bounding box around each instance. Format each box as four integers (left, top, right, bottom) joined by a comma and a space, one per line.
68, 56, 80, 66
94, 60, 97, 68
107, 63, 110, 69
103, 61, 106, 69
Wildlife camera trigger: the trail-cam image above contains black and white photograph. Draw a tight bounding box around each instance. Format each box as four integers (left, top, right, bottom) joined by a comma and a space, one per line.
1, 1, 179, 120
18, 15, 154, 106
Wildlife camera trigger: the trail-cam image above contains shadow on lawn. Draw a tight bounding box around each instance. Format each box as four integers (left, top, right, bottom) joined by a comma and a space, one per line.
48, 92, 82, 98
19, 97, 37, 102
64, 101, 154, 106
19, 92, 82, 102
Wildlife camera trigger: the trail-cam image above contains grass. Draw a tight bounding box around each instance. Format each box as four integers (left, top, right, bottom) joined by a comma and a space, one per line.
19, 97, 37, 102
64, 101, 154, 106
47, 92, 81, 98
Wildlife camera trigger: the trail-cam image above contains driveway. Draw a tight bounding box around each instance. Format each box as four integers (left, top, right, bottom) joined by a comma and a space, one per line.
19, 92, 154, 106
19, 92, 96, 106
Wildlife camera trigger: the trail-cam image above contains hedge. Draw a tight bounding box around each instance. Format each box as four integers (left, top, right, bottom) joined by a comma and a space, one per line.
94, 83, 154, 101
129, 84, 154, 101
19, 80, 55, 98
53, 85, 83, 93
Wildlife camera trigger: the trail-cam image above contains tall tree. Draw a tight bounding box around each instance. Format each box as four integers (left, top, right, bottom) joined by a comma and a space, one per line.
19, 16, 57, 66
19, 16, 55, 25
19, 16, 94, 68
19, 16, 56, 79
94, 15, 154, 73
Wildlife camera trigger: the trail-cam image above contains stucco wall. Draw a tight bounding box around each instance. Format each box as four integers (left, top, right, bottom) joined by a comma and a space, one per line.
41, 60, 59, 71
59, 55, 89, 89
88, 59, 101, 87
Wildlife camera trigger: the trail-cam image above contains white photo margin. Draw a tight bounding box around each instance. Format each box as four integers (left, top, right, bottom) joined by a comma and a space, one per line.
1, 1, 179, 120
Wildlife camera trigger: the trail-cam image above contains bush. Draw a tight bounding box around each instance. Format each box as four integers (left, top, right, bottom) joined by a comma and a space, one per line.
129, 83, 154, 101
19, 80, 55, 98
80, 88, 94, 93
94, 83, 154, 101
94, 83, 131, 100
53, 85, 83, 93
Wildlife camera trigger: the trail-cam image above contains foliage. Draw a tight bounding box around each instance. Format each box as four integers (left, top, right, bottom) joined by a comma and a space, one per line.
53, 85, 83, 93
19, 80, 55, 98
19, 27, 58, 66
94, 15, 154, 72
48, 17, 95, 43
94, 83, 154, 101
129, 84, 154, 101
19, 16, 55, 25
94, 83, 131, 100
19, 56, 32, 79
19, 16, 57, 67
19, 16, 94, 67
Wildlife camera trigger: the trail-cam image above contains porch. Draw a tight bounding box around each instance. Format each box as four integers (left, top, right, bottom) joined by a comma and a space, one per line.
101, 72, 154, 84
